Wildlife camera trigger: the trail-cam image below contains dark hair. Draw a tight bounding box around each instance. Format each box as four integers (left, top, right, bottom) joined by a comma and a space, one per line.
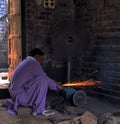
28, 48, 44, 57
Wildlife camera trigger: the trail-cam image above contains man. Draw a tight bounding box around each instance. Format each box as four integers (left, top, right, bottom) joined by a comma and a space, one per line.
7, 48, 63, 116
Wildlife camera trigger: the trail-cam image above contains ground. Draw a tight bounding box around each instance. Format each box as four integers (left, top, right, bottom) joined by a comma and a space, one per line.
0, 93, 120, 124
0, 77, 120, 124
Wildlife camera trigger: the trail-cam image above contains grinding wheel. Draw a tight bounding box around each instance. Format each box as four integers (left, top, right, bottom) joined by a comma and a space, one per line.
73, 90, 87, 106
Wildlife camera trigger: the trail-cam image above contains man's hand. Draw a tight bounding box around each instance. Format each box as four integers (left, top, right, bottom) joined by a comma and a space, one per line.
56, 82, 64, 90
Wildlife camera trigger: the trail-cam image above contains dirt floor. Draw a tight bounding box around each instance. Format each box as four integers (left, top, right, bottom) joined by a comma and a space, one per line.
0, 76, 119, 124
0, 91, 120, 124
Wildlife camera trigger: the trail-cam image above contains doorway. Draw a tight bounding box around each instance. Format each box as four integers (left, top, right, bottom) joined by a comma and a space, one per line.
0, 0, 9, 87
0, 0, 24, 88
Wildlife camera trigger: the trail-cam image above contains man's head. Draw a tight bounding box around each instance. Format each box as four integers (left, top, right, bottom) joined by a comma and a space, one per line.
28, 48, 44, 64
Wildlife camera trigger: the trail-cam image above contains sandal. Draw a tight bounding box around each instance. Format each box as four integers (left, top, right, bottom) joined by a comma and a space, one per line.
32, 110, 55, 116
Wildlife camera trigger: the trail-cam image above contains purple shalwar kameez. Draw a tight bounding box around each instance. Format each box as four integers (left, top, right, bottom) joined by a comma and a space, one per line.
7, 56, 59, 113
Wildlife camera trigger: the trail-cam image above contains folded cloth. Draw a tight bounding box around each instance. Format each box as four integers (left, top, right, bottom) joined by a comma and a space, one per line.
32, 110, 55, 116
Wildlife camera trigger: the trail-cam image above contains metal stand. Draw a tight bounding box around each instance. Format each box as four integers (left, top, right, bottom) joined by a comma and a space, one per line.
67, 56, 71, 82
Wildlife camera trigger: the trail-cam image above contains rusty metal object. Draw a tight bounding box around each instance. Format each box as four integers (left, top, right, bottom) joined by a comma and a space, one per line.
62, 87, 87, 106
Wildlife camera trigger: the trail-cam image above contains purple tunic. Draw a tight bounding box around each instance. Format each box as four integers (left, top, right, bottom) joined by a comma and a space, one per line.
8, 56, 58, 113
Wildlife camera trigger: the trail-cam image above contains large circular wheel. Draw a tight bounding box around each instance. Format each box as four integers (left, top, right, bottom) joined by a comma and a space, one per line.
49, 19, 90, 58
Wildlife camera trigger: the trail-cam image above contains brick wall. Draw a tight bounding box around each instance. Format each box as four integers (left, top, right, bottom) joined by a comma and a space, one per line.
24, 0, 75, 81
74, 0, 120, 83
0, 0, 120, 101
23, 0, 120, 102
73, 0, 120, 102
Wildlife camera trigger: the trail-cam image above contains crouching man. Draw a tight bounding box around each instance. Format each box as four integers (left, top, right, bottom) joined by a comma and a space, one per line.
7, 48, 63, 116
